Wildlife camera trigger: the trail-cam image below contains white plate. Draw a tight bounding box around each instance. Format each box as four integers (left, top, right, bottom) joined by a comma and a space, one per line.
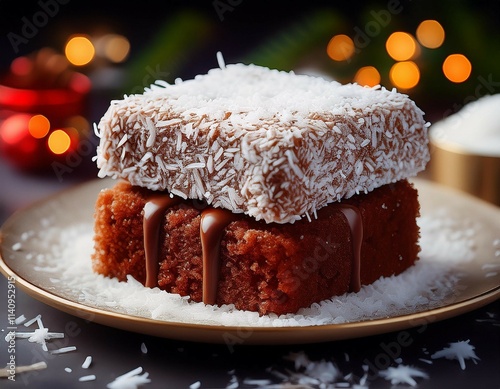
1, 178, 499, 344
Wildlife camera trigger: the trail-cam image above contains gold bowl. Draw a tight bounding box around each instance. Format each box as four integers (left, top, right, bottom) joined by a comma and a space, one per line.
428, 133, 500, 207
427, 95, 500, 207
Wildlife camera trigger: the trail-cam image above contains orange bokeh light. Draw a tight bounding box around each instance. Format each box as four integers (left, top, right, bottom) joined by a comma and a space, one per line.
65, 36, 95, 66
416, 20, 445, 49
28, 115, 50, 139
386, 32, 418, 61
354, 66, 381, 87
47, 129, 71, 154
442, 54, 472, 83
389, 61, 420, 90
327, 34, 355, 61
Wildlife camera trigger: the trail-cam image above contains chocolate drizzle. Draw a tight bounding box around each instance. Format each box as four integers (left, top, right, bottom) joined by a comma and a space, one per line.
143, 195, 181, 287
142, 193, 364, 304
199, 208, 240, 304
143, 194, 237, 304
337, 205, 363, 292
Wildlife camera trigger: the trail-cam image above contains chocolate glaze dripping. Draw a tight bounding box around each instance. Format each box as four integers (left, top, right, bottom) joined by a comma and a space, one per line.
199, 208, 239, 305
143, 195, 182, 288
142, 193, 363, 303
337, 205, 363, 292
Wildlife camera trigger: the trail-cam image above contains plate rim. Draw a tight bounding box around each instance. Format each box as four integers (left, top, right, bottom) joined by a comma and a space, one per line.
1, 178, 500, 344
1, 259, 499, 345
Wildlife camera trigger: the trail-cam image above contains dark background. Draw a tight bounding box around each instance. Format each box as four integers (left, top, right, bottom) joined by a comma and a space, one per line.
2, 0, 500, 115
1, 1, 499, 388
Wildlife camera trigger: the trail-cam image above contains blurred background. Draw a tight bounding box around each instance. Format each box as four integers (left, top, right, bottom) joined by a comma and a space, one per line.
1, 0, 499, 220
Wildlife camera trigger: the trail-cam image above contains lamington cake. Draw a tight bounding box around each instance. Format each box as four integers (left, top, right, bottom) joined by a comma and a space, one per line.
92, 57, 430, 316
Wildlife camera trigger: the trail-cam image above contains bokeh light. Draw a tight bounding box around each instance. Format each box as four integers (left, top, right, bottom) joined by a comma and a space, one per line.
416, 20, 445, 49
442, 54, 472, 83
65, 36, 95, 66
10, 56, 33, 76
0, 115, 31, 145
354, 66, 381, 87
48, 129, 71, 154
104, 34, 130, 63
327, 34, 355, 61
28, 115, 50, 139
389, 61, 420, 89
45, 53, 70, 74
66, 115, 90, 135
386, 32, 418, 61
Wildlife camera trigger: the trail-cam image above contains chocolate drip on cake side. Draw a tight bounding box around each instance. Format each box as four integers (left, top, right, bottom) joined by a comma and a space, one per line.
337, 205, 363, 292
143, 195, 182, 288
143, 193, 363, 304
199, 209, 239, 305
142, 194, 237, 305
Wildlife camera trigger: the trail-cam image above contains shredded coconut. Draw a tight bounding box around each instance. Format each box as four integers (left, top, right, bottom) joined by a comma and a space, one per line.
430, 94, 500, 156
79, 374, 96, 382
7, 315, 65, 353
379, 364, 429, 386
431, 340, 480, 370
106, 367, 151, 389
82, 356, 92, 369
16, 207, 486, 328
95, 61, 429, 223
51, 346, 77, 355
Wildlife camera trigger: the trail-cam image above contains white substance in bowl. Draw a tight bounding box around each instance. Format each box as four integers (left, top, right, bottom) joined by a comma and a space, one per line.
430, 94, 500, 156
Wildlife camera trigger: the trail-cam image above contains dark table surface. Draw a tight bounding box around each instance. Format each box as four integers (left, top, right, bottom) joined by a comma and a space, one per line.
1, 158, 499, 389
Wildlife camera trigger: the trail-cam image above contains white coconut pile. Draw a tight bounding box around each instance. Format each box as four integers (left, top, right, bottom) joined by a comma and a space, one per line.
430, 94, 500, 157
20, 207, 480, 328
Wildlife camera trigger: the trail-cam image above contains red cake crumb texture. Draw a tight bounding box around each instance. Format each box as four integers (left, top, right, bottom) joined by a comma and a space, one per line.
93, 179, 420, 315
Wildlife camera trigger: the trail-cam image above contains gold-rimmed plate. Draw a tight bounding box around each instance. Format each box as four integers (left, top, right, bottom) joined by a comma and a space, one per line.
0, 178, 499, 344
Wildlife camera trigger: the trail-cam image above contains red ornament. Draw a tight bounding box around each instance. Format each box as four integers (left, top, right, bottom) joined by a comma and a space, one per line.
0, 49, 91, 171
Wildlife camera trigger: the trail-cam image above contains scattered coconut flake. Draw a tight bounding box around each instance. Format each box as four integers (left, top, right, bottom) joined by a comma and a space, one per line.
216, 51, 226, 69
65, 367, 72, 373
51, 346, 77, 355
79, 374, 96, 382
28, 327, 49, 351
225, 379, 238, 389
189, 381, 201, 389
277, 351, 340, 387
379, 364, 428, 387
82, 356, 92, 369
24, 314, 42, 327
0, 361, 47, 378
12, 242, 22, 251
9, 314, 65, 354
140, 342, 148, 354
482, 263, 500, 270
107, 366, 151, 389
431, 340, 480, 370
15, 315, 26, 325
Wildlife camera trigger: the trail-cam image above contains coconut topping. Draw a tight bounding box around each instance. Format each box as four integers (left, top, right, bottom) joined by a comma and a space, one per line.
95, 59, 430, 223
